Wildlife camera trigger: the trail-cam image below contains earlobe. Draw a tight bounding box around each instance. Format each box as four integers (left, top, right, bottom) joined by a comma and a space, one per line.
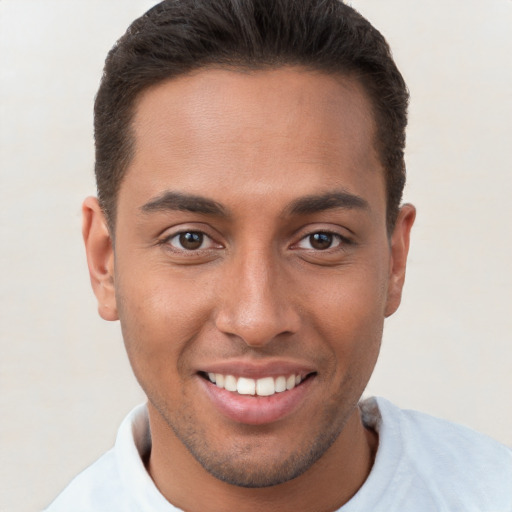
82, 197, 119, 321
385, 204, 416, 317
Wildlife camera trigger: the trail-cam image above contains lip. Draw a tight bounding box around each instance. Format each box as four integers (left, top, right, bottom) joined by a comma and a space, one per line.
198, 365, 316, 425
198, 360, 316, 379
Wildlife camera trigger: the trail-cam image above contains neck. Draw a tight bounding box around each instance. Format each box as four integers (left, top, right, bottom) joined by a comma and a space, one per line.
147, 404, 377, 512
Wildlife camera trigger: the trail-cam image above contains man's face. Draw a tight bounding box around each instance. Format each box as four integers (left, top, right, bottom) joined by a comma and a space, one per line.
86, 68, 413, 487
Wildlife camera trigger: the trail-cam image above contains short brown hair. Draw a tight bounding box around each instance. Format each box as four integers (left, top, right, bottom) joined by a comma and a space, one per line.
94, 0, 408, 232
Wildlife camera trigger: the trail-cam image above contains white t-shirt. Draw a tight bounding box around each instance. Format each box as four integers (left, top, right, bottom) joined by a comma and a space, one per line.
44, 397, 512, 511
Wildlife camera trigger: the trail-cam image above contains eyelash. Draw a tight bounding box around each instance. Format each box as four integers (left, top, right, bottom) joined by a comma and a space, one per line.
159, 229, 351, 253
294, 231, 351, 251
161, 230, 220, 252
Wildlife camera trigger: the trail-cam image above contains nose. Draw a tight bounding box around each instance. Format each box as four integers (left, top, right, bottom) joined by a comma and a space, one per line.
214, 247, 301, 347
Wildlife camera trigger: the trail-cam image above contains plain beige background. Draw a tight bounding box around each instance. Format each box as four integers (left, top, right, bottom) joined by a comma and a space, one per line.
1, 1, 511, 511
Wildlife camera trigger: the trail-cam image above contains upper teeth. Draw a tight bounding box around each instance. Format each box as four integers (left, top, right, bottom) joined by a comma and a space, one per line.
207, 373, 302, 396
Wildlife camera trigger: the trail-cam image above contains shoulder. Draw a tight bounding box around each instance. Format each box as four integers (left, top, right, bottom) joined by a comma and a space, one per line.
43, 404, 152, 512
369, 397, 512, 510
382, 397, 512, 469
43, 449, 126, 512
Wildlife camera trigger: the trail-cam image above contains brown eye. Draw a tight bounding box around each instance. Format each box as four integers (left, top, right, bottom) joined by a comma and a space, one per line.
165, 231, 207, 251
164, 229, 223, 256
178, 232, 204, 250
309, 232, 334, 250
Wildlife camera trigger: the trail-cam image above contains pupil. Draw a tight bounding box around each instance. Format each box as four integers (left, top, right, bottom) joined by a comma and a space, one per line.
310, 232, 332, 250
179, 232, 203, 250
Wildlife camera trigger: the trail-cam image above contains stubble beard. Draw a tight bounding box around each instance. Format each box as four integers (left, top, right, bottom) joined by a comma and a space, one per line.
149, 387, 359, 489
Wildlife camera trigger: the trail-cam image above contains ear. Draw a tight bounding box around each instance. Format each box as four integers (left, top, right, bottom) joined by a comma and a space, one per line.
82, 197, 118, 321
385, 204, 416, 317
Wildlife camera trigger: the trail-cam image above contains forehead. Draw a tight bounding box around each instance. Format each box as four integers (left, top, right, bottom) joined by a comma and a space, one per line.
122, 67, 384, 216
133, 67, 376, 161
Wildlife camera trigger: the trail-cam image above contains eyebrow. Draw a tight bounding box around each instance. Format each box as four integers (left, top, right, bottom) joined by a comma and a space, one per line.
286, 190, 369, 215
140, 191, 227, 216
140, 189, 368, 218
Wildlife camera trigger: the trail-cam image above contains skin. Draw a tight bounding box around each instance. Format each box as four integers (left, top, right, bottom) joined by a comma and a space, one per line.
83, 68, 415, 512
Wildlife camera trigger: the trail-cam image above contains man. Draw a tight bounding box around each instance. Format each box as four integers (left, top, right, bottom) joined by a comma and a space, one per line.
45, 0, 512, 510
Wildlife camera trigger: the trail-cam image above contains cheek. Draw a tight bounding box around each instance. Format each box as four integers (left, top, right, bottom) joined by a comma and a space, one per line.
114, 265, 213, 382
302, 261, 388, 368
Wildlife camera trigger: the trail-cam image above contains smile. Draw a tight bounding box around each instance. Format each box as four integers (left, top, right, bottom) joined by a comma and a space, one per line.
200, 370, 315, 425
206, 372, 303, 396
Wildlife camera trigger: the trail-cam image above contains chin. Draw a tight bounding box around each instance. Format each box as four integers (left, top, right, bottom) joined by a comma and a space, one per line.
164, 401, 349, 489
187, 435, 341, 488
